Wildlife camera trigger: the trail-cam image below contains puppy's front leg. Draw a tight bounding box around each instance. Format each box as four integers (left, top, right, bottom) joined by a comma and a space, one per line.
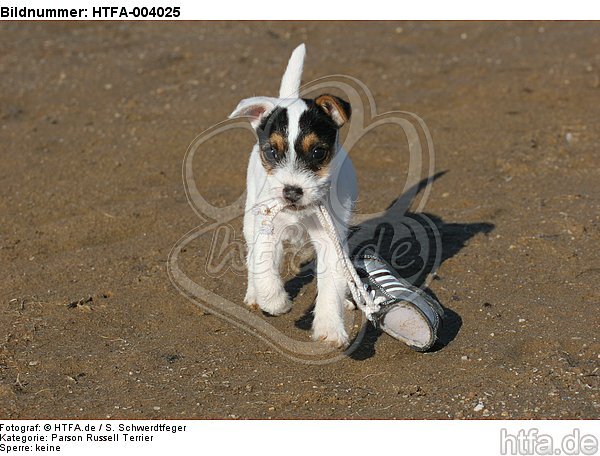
243, 207, 258, 309
309, 225, 349, 348
250, 232, 292, 316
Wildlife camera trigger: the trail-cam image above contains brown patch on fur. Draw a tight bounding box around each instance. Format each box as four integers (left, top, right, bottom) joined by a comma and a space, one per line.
294, 130, 334, 173
315, 162, 332, 178
259, 132, 288, 175
260, 154, 274, 175
300, 133, 319, 155
315, 95, 350, 126
269, 132, 287, 152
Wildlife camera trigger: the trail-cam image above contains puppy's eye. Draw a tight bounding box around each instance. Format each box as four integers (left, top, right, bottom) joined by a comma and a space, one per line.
311, 147, 327, 161
265, 146, 278, 161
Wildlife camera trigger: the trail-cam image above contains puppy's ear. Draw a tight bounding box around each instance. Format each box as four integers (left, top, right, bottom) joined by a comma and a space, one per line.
229, 97, 277, 128
315, 94, 351, 127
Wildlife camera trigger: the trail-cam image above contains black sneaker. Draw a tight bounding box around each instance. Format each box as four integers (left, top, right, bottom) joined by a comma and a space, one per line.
352, 251, 444, 351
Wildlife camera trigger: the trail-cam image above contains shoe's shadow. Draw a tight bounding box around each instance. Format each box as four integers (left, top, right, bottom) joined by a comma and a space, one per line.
287, 171, 494, 359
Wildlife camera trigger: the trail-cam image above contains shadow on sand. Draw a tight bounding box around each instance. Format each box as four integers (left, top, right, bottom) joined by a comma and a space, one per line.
287, 171, 494, 360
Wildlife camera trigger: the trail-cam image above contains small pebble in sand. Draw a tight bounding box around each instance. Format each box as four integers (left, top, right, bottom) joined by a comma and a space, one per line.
565, 132, 573, 144
473, 402, 484, 412
153, 406, 161, 411
461, 355, 470, 361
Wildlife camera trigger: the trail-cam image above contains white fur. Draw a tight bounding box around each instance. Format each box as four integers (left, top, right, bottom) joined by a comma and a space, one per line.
232, 44, 358, 348
229, 96, 278, 128
279, 44, 306, 98
283, 98, 306, 161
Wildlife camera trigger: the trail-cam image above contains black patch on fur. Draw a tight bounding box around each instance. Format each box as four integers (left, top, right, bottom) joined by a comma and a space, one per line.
293, 99, 340, 171
257, 107, 289, 168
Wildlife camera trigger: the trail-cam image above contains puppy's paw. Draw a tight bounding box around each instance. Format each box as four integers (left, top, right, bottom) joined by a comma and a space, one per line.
312, 318, 349, 349
244, 289, 259, 311
245, 302, 259, 311
258, 290, 292, 316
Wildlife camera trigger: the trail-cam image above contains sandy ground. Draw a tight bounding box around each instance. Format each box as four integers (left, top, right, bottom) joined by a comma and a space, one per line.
0, 22, 598, 419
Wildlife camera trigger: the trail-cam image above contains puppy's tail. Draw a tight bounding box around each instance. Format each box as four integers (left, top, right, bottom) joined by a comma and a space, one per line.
279, 43, 306, 99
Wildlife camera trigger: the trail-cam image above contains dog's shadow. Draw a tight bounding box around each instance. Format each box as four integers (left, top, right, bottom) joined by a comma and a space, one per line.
286, 171, 494, 359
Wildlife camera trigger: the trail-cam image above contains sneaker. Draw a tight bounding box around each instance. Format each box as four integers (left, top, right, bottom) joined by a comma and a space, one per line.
352, 251, 444, 351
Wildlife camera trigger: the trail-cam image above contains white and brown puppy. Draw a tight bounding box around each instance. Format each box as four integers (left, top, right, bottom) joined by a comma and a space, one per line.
230, 44, 357, 347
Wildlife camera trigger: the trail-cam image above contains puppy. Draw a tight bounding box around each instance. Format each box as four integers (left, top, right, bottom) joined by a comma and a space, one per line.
229, 44, 357, 348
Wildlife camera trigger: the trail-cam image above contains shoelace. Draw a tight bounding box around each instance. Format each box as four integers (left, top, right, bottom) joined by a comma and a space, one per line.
252, 200, 381, 321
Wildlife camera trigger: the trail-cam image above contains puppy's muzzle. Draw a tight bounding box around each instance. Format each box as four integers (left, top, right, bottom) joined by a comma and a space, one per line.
283, 185, 303, 204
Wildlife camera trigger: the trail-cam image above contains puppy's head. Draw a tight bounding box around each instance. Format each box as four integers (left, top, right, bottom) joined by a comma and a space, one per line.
230, 94, 351, 209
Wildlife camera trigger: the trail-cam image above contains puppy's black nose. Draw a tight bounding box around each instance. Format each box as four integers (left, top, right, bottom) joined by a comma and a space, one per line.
283, 185, 303, 203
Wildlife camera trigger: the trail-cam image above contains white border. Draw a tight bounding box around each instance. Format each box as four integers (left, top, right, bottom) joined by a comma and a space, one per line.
2, 0, 600, 20
0, 420, 598, 456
